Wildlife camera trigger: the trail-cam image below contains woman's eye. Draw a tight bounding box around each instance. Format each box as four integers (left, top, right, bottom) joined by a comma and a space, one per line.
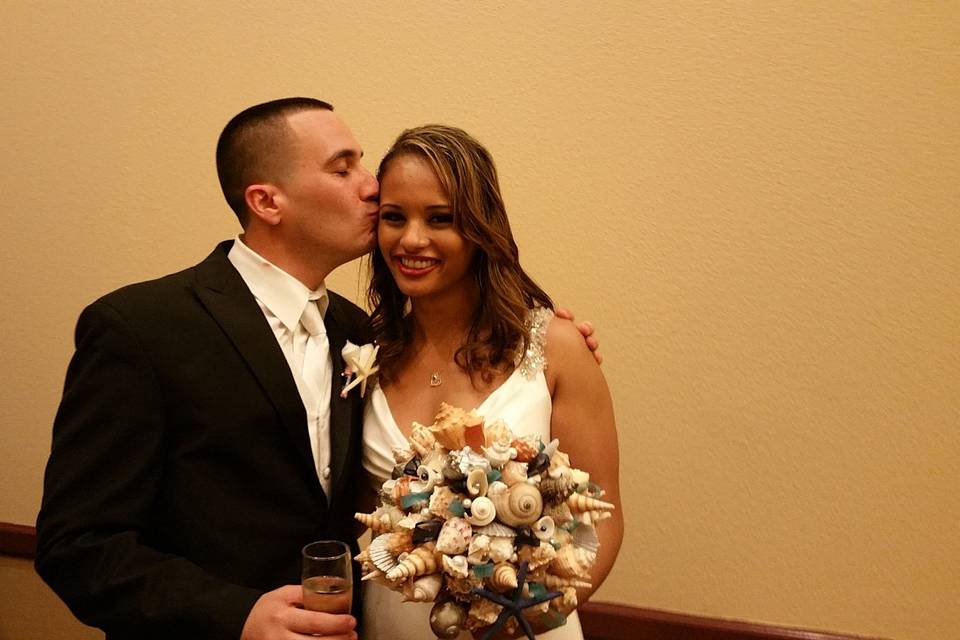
430, 214, 454, 225
380, 211, 404, 223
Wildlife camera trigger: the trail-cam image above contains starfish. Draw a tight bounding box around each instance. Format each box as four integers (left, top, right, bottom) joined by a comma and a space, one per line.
471, 561, 562, 640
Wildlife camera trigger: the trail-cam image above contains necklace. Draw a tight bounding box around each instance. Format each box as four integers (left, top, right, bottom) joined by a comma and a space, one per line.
429, 371, 442, 387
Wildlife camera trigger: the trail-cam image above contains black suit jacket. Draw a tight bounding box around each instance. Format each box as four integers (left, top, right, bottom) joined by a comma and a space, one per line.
36, 242, 371, 639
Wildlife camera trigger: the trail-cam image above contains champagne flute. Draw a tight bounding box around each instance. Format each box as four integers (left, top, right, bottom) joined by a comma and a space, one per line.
301, 540, 353, 614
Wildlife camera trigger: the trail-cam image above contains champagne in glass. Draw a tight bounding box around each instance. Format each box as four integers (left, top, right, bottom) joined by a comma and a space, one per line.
301, 540, 353, 614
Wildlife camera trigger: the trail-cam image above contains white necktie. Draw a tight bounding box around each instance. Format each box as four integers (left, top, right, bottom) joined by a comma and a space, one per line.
300, 299, 332, 495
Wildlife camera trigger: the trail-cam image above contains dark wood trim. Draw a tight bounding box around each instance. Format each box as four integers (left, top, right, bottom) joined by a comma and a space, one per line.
578, 601, 888, 640
1, 521, 885, 640
0, 522, 36, 559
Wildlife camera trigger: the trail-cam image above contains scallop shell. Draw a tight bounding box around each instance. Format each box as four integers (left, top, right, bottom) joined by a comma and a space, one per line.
428, 485, 458, 519
436, 517, 472, 555
540, 475, 576, 505
500, 460, 528, 486
491, 482, 543, 527
386, 544, 440, 581
464, 496, 496, 527
466, 468, 489, 496
571, 524, 600, 553
474, 522, 516, 539
549, 545, 596, 579
543, 574, 592, 590
403, 573, 442, 602
466, 534, 490, 565
567, 493, 615, 512
511, 435, 540, 462
518, 540, 556, 571
367, 534, 400, 574
442, 554, 469, 578
490, 562, 519, 591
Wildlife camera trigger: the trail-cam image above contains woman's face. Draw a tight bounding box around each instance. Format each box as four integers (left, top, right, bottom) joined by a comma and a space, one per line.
377, 154, 477, 302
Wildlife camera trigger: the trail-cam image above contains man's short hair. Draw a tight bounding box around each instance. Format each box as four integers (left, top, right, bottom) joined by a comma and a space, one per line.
216, 97, 334, 226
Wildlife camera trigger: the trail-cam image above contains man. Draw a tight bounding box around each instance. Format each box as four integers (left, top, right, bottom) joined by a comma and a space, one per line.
36, 97, 599, 640
36, 98, 371, 640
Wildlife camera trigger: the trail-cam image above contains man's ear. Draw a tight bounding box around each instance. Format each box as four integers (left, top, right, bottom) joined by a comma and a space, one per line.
244, 183, 283, 226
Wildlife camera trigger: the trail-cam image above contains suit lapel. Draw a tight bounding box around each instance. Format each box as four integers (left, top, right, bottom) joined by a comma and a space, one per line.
324, 303, 355, 509
193, 243, 326, 504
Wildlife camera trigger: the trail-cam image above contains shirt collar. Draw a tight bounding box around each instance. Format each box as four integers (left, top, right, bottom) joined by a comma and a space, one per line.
227, 235, 329, 333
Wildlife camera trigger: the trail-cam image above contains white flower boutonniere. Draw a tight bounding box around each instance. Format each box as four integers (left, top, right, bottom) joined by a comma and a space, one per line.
340, 341, 379, 398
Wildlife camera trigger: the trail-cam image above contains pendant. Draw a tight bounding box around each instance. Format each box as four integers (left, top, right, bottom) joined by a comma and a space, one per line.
429, 372, 442, 387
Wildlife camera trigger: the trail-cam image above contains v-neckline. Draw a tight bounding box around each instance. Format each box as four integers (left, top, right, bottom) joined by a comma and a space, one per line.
375, 366, 522, 438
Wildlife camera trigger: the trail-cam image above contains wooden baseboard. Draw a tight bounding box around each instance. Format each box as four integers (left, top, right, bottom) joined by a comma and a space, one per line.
0, 521, 36, 558
2, 522, 885, 640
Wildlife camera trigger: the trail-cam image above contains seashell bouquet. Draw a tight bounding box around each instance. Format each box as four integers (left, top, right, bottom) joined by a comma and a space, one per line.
355, 403, 615, 640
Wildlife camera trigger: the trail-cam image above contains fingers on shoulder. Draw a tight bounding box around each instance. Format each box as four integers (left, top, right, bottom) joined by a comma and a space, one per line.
546, 315, 596, 363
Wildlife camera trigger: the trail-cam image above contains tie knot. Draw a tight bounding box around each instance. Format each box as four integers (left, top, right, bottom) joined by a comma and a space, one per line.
300, 301, 325, 337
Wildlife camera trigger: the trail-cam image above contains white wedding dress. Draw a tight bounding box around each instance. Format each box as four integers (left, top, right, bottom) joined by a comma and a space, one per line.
360, 308, 584, 640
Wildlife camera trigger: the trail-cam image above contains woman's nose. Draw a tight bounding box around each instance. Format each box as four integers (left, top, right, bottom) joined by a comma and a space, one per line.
400, 223, 429, 250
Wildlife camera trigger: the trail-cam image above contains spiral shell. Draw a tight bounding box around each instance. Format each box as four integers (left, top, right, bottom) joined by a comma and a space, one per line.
466, 468, 489, 497
483, 419, 511, 448
491, 482, 543, 527
410, 423, 437, 457
403, 573, 442, 602
435, 517, 472, 555
577, 510, 613, 526
387, 544, 440, 581
540, 475, 577, 505
549, 545, 596, 579
442, 553, 469, 578
500, 460, 528, 486
567, 493, 615, 512
430, 599, 467, 640
416, 464, 441, 492
464, 496, 496, 527
532, 516, 556, 541
543, 574, 592, 590
482, 440, 515, 468
490, 562, 519, 591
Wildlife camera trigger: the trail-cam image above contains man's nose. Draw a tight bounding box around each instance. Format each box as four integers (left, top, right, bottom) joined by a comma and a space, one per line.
360, 166, 379, 201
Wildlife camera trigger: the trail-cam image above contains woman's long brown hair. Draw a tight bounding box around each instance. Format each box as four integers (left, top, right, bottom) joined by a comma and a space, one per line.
367, 125, 553, 383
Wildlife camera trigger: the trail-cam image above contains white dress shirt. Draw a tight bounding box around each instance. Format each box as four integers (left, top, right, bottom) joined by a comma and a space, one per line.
227, 236, 333, 498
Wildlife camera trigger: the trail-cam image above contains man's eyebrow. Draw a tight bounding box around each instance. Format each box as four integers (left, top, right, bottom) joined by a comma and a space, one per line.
323, 149, 363, 166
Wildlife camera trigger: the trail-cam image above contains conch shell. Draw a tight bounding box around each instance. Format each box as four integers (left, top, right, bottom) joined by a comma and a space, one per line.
435, 517, 472, 555
490, 562, 519, 591
540, 475, 576, 505
464, 496, 496, 527
387, 544, 440, 581
490, 482, 543, 527
403, 573, 442, 602
429, 402, 482, 450
549, 545, 596, 579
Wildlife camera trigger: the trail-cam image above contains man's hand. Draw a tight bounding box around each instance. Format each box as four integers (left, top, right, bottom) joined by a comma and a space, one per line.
554, 307, 602, 365
241, 585, 357, 640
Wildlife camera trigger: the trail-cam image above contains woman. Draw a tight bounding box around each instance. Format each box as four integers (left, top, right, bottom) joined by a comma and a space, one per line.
361, 125, 623, 639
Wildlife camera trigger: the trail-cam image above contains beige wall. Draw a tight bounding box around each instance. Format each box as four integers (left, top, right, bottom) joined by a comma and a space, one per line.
2, 3, 957, 639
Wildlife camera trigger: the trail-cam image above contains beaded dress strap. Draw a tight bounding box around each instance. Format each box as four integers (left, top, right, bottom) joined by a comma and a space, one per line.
516, 307, 553, 379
